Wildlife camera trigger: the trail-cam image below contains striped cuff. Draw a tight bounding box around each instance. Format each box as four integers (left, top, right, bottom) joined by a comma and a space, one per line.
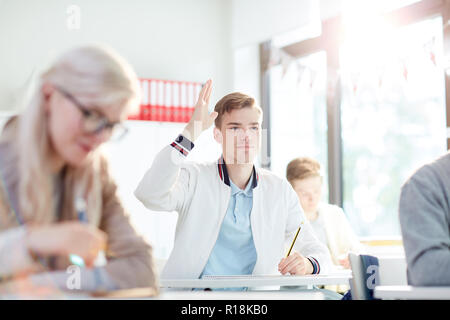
307, 256, 320, 274
170, 134, 194, 157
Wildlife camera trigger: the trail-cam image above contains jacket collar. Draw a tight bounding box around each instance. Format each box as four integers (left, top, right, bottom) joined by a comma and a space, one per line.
217, 155, 258, 189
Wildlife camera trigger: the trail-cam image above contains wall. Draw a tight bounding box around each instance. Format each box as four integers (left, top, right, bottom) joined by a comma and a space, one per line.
1, 0, 367, 262
0, 0, 232, 261
230, 0, 319, 104
0, 0, 232, 111
231, 0, 317, 48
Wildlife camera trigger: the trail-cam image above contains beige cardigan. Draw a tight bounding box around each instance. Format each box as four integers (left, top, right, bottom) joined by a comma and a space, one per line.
0, 124, 158, 292
318, 203, 364, 265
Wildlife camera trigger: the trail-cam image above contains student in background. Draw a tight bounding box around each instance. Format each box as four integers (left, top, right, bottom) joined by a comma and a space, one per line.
286, 157, 364, 269
135, 81, 332, 286
399, 153, 450, 286
0, 45, 157, 293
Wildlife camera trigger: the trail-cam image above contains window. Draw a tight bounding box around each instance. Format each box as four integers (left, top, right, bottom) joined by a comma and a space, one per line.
270, 51, 329, 201
265, 0, 449, 238
340, 16, 446, 236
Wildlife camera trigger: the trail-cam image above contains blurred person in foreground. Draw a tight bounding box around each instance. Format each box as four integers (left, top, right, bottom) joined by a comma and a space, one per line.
0, 45, 158, 296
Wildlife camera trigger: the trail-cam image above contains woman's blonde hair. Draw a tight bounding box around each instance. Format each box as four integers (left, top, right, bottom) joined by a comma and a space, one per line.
2, 44, 140, 224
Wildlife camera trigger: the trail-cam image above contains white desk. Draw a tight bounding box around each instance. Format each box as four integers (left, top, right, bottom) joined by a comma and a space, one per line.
0, 272, 350, 300
0, 288, 324, 300
374, 285, 450, 300
155, 290, 324, 300
160, 271, 352, 289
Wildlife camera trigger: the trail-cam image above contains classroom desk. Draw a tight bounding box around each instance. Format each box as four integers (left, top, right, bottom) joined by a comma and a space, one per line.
374, 285, 450, 300
114, 290, 324, 300
0, 287, 324, 300
160, 271, 352, 289
0, 271, 350, 300
151, 290, 324, 300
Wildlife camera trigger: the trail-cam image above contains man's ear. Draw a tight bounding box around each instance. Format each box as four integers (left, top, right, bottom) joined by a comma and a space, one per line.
213, 127, 223, 144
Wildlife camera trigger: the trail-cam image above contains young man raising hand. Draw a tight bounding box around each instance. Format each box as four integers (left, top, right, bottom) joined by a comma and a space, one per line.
135, 80, 331, 283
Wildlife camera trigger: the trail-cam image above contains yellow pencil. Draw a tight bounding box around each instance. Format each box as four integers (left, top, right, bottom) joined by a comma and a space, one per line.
286, 222, 303, 258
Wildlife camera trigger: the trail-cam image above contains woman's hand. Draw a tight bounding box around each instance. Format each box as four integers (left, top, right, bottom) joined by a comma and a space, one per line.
278, 251, 314, 275
182, 79, 218, 142
25, 221, 107, 268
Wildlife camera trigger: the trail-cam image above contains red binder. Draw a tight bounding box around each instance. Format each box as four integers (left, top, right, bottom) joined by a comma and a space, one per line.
130, 78, 203, 123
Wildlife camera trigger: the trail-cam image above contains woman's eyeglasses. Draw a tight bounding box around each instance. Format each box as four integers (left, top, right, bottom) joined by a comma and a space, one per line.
55, 86, 129, 141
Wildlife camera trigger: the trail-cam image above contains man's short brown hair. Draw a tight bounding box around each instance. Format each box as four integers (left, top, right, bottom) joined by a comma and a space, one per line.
286, 157, 322, 183
214, 92, 262, 128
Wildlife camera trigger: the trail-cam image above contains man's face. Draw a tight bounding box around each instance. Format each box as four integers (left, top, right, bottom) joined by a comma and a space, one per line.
291, 176, 323, 215
214, 107, 262, 165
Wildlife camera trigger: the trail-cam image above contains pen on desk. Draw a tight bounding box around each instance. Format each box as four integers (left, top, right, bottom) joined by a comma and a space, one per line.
69, 197, 88, 267
286, 222, 303, 258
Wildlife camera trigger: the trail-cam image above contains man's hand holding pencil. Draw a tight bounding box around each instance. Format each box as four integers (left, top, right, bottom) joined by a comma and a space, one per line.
277, 222, 314, 275
278, 251, 314, 275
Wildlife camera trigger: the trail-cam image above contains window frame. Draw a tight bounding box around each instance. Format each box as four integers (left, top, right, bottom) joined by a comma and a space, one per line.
260, 0, 450, 207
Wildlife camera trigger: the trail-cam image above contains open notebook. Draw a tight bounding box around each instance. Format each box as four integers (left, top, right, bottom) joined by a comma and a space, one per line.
202, 274, 316, 280
202, 269, 351, 280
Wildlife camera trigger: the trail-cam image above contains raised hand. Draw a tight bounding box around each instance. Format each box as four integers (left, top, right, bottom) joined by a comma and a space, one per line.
182, 79, 218, 142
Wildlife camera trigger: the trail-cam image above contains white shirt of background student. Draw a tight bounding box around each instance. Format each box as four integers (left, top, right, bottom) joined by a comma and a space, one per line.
288, 159, 363, 269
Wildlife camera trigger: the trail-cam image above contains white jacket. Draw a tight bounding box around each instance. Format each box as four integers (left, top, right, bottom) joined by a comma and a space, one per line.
135, 141, 332, 279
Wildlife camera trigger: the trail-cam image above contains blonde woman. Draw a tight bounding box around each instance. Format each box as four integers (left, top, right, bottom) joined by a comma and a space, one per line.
286, 157, 364, 269
0, 45, 157, 294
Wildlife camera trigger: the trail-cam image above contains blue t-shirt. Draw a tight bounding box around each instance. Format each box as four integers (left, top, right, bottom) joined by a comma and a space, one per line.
199, 174, 257, 290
